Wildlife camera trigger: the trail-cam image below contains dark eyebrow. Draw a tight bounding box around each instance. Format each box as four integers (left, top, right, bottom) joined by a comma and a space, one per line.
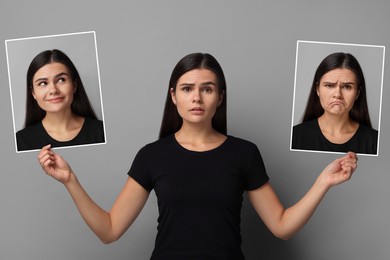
200, 81, 217, 86
179, 81, 217, 87
322, 81, 355, 85
34, 72, 70, 83
178, 83, 195, 87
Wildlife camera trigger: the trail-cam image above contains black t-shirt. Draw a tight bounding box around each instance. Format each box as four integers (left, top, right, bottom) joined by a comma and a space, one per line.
16, 117, 105, 152
128, 134, 269, 260
292, 119, 378, 155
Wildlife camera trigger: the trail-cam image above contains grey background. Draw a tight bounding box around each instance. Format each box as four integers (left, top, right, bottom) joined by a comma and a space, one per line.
291, 41, 384, 156
1, 1, 389, 260
6, 31, 105, 152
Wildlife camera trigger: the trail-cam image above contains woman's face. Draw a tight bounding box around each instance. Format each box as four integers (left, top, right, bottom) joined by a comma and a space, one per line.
31, 62, 75, 114
170, 69, 223, 127
317, 68, 360, 117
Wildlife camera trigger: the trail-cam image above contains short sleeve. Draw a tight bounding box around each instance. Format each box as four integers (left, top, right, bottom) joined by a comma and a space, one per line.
243, 145, 269, 191
127, 146, 154, 191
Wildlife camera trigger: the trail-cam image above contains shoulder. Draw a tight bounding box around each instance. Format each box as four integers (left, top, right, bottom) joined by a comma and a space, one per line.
16, 123, 43, 137
225, 135, 262, 157
83, 117, 103, 128
82, 117, 104, 136
292, 119, 320, 138
357, 124, 378, 139
227, 135, 258, 149
16, 123, 46, 151
293, 119, 317, 131
137, 135, 175, 155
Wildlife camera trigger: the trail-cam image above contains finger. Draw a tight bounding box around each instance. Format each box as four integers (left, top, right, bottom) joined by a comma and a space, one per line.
342, 162, 357, 173
39, 144, 52, 153
41, 157, 54, 169
38, 151, 54, 164
342, 171, 352, 182
341, 164, 352, 172
43, 144, 51, 149
340, 157, 357, 166
347, 151, 357, 159
341, 158, 357, 167
342, 165, 356, 179
40, 153, 57, 168
38, 148, 54, 162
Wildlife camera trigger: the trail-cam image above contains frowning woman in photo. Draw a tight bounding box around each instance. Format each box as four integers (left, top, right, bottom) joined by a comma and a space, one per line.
292, 52, 378, 155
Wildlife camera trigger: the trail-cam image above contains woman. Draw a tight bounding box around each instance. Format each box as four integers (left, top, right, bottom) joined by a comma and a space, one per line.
38, 53, 357, 259
16, 49, 105, 152
292, 52, 378, 155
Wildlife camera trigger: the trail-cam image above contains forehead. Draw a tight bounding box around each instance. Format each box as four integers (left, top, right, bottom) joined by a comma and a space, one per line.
177, 69, 217, 84
320, 68, 357, 82
33, 62, 70, 79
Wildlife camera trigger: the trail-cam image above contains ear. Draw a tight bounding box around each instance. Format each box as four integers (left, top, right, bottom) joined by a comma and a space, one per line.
356, 90, 360, 100
31, 86, 37, 100
314, 81, 321, 97
73, 81, 77, 94
218, 90, 225, 107
170, 88, 176, 105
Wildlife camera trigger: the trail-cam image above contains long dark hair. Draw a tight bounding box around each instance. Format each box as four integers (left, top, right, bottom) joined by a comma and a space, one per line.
25, 49, 97, 127
159, 53, 227, 139
301, 52, 372, 128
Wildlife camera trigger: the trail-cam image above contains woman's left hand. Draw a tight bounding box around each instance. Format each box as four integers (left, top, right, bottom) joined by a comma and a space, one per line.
319, 152, 358, 188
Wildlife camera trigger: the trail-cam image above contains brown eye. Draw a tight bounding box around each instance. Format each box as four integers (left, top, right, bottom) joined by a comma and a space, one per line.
37, 81, 47, 87
202, 87, 212, 93
342, 84, 352, 90
182, 87, 191, 92
57, 77, 66, 83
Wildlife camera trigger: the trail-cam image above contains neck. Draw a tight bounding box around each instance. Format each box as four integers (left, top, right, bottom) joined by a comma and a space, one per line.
318, 113, 356, 133
42, 110, 80, 130
176, 122, 217, 141
174, 121, 226, 152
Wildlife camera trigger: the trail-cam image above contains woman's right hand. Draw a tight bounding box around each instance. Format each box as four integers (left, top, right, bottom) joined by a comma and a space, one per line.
38, 144, 73, 184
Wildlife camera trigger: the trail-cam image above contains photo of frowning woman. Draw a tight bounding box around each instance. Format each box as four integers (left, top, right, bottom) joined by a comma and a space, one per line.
16, 49, 105, 152
292, 52, 378, 155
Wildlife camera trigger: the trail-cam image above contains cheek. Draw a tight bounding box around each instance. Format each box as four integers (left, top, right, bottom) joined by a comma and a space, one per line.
346, 94, 357, 105
32, 89, 43, 101
319, 89, 333, 100
317, 92, 327, 105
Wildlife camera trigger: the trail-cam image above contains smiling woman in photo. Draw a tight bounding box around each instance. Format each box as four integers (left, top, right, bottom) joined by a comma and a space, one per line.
16, 49, 105, 152
292, 52, 378, 155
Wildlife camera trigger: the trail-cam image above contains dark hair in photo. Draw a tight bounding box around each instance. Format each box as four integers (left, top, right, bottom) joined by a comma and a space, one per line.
301, 52, 372, 128
24, 49, 97, 127
159, 53, 227, 139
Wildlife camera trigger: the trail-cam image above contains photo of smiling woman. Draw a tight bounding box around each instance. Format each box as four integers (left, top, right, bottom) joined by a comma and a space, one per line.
16, 49, 105, 152
292, 52, 378, 155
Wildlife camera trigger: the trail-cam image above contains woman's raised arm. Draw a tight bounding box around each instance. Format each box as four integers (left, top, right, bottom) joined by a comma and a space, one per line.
38, 144, 149, 244
247, 152, 357, 240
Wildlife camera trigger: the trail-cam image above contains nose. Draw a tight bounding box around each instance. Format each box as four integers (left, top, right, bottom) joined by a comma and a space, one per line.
48, 82, 60, 95
192, 89, 203, 104
333, 84, 342, 98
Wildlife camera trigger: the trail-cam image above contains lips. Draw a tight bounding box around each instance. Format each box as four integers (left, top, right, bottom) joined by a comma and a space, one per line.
46, 97, 65, 103
330, 100, 344, 106
190, 107, 204, 112
189, 107, 205, 115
